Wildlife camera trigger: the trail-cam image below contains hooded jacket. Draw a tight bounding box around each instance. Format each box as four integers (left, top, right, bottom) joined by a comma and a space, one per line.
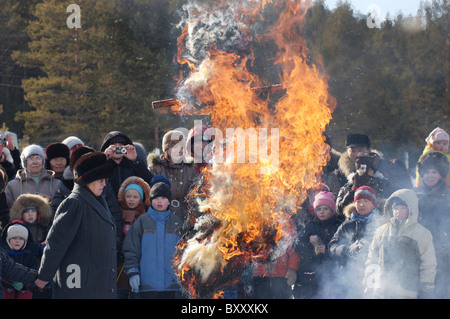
122, 207, 182, 292
0, 220, 42, 291
9, 193, 53, 243
365, 189, 437, 298
148, 154, 197, 221
5, 168, 59, 210
117, 176, 151, 226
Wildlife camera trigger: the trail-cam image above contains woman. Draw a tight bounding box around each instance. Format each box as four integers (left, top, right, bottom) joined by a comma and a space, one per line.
5, 144, 59, 209
148, 130, 197, 222
35, 152, 118, 298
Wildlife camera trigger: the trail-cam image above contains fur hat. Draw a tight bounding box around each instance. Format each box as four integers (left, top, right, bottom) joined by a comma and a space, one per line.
162, 130, 185, 153
150, 182, 172, 202
418, 151, 449, 179
346, 133, 371, 149
45, 142, 70, 167
100, 131, 133, 152
118, 176, 151, 208
70, 145, 95, 170
73, 152, 113, 186
425, 127, 449, 145
354, 185, 377, 207
20, 144, 46, 168
313, 191, 336, 214
62, 136, 84, 151
9, 194, 53, 226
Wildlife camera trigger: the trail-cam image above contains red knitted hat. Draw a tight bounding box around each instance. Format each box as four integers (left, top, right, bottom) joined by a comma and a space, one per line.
354, 186, 377, 207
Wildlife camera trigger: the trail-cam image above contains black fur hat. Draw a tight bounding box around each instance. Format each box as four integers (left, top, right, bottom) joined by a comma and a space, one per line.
73, 152, 113, 186
346, 133, 371, 148
150, 182, 172, 202
418, 151, 449, 179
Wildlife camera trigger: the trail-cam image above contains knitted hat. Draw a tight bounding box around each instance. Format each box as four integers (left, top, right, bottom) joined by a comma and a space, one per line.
73, 152, 113, 186
150, 174, 171, 188
125, 184, 144, 201
354, 186, 377, 207
100, 131, 133, 152
346, 133, 371, 149
425, 127, 449, 145
62, 136, 84, 151
313, 191, 336, 214
45, 142, 70, 166
150, 182, 172, 202
7, 223, 28, 249
162, 130, 185, 153
418, 151, 449, 179
20, 144, 46, 168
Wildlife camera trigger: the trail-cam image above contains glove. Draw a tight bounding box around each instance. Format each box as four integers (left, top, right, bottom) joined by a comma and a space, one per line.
129, 274, 140, 293
11, 282, 24, 291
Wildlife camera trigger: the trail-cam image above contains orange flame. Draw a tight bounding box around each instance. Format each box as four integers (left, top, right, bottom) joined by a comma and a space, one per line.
173, 0, 335, 298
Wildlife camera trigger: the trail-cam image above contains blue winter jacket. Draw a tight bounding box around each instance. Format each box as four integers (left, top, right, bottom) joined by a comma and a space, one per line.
122, 207, 182, 292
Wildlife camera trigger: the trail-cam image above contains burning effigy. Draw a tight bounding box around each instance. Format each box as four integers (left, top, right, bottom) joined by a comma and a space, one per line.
169, 0, 336, 299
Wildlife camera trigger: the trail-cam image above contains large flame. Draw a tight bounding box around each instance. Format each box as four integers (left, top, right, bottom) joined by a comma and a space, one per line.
172, 0, 336, 299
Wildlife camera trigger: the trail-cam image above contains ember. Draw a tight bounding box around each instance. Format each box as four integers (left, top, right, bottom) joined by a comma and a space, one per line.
171, 0, 336, 299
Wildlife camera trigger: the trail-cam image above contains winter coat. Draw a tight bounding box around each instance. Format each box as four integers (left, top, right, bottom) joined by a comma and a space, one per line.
415, 144, 450, 187
336, 171, 392, 219
415, 179, 450, 257
51, 166, 123, 246
365, 189, 437, 298
5, 168, 59, 209
296, 215, 342, 267
38, 183, 118, 299
253, 220, 300, 278
0, 246, 38, 299
0, 221, 42, 291
329, 151, 412, 197
122, 207, 182, 292
148, 154, 198, 221
9, 193, 53, 244
329, 208, 385, 263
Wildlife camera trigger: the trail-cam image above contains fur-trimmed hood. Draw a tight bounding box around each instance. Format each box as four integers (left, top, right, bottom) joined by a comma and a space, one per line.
118, 176, 151, 209
9, 193, 53, 226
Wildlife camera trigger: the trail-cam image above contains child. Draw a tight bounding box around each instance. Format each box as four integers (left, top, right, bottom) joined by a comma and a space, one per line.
122, 182, 182, 298
329, 186, 385, 298
0, 221, 41, 299
116, 176, 151, 298
364, 189, 436, 299
414, 151, 450, 298
294, 191, 342, 298
118, 176, 151, 236
9, 194, 53, 244
415, 127, 450, 186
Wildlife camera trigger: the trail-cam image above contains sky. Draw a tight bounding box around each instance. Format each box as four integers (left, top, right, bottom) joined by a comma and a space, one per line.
322, 0, 430, 18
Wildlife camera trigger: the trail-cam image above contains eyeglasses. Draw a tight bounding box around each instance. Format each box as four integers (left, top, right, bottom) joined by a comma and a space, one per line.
27, 156, 43, 163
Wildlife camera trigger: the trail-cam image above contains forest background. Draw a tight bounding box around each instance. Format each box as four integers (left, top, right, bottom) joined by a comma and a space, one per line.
0, 0, 448, 173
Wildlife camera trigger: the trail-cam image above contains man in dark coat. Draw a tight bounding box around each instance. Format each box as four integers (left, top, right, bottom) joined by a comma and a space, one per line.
101, 131, 153, 197
35, 152, 118, 298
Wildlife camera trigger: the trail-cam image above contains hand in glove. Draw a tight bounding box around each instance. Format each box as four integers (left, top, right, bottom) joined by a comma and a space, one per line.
11, 281, 24, 291
129, 274, 140, 293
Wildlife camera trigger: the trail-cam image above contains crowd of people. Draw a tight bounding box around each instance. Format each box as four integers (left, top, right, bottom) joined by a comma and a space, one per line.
0, 124, 448, 299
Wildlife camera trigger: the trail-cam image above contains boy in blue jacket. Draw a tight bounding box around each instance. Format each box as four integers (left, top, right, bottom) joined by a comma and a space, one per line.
122, 182, 182, 298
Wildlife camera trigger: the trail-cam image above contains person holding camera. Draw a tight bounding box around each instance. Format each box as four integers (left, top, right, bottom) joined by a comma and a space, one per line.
101, 131, 153, 198
0, 133, 21, 181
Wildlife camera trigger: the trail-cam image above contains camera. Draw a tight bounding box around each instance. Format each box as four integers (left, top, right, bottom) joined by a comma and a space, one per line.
0, 132, 7, 146
115, 146, 127, 154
